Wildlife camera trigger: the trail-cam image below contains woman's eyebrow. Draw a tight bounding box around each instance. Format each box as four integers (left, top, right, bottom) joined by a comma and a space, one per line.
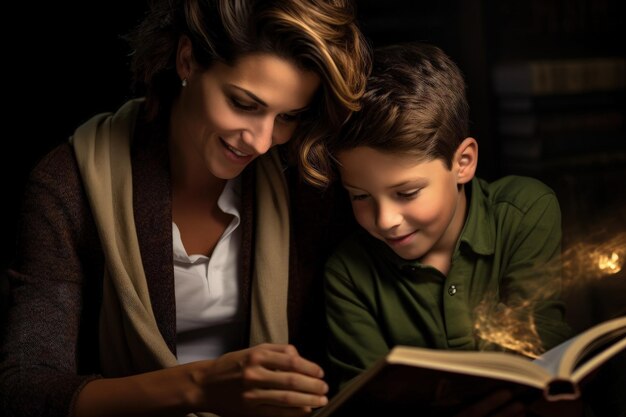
229, 84, 310, 113
229, 85, 268, 107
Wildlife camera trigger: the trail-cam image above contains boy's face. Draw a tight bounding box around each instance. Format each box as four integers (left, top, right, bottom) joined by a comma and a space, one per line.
337, 146, 467, 261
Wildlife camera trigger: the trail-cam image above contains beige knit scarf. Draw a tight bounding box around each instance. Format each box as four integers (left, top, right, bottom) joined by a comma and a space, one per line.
71, 98, 289, 381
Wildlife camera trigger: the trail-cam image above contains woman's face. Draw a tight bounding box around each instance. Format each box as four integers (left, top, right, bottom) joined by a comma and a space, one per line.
172, 51, 320, 180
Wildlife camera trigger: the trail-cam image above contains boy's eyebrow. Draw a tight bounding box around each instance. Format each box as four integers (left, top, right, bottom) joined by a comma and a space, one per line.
343, 179, 427, 189
229, 84, 310, 113
388, 180, 415, 188
343, 179, 426, 191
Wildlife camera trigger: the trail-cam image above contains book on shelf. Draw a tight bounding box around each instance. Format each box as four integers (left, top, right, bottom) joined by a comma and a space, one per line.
314, 316, 626, 417
501, 152, 626, 177
497, 109, 624, 137
496, 91, 625, 113
499, 133, 625, 162
492, 57, 625, 96
497, 108, 625, 161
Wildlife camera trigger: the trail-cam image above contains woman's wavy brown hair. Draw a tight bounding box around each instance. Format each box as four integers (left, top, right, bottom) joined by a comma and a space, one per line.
126, 0, 371, 186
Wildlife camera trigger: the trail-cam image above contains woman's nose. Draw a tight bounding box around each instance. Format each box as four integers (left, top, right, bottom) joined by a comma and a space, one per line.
243, 116, 274, 155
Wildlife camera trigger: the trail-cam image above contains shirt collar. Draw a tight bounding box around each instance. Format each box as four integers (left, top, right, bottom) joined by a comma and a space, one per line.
457, 178, 496, 256
217, 175, 242, 221
363, 177, 496, 273
172, 176, 242, 263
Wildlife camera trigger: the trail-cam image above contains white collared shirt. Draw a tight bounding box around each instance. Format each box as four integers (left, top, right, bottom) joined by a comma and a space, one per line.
173, 177, 245, 364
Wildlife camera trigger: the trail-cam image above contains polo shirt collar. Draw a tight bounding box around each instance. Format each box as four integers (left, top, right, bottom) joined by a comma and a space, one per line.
365, 177, 496, 273
457, 178, 495, 256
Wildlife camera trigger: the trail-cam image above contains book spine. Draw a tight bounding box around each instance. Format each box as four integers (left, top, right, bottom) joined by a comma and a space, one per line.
498, 110, 624, 137
493, 58, 626, 96
543, 379, 580, 402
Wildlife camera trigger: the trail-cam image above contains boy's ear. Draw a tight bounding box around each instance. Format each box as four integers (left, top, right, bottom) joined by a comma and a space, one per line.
454, 137, 478, 185
176, 35, 194, 82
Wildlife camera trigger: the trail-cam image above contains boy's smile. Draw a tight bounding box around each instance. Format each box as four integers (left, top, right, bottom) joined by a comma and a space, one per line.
337, 146, 469, 267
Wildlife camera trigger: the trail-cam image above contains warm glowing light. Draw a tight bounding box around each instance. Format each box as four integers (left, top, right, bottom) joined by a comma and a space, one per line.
473, 230, 624, 360
474, 299, 544, 359
562, 232, 626, 284
598, 252, 622, 274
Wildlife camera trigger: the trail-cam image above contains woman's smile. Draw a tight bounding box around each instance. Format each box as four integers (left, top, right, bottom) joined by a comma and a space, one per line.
220, 137, 253, 164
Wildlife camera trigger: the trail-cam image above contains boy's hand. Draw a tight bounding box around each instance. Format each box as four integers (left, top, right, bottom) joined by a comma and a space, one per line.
453, 388, 584, 417
453, 389, 525, 417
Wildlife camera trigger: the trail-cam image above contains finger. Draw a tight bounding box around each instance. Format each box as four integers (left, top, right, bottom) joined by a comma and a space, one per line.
243, 366, 329, 395
243, 387, 328, 409
529, 397, 584, 417
246, 348, 324, 378
253, 343, 300, 356
454, 389, 514, 417
491, 401, 525, 417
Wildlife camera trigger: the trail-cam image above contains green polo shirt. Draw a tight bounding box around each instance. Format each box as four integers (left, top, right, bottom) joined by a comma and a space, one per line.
325, 175, 572, 390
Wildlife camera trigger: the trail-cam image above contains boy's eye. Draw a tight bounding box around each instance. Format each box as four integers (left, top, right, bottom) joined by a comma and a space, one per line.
397, 190, 419, 199
230, 97, 257, 111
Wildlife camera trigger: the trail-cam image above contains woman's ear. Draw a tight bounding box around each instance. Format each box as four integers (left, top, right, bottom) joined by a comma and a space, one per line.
176, 35, 193, 84
454, 137, 478, 185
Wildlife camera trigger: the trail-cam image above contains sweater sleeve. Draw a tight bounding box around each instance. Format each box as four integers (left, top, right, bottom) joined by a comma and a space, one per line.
0, 144, 103, 417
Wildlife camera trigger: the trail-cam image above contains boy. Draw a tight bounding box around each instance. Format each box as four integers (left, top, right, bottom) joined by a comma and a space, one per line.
321, 43, 573, 394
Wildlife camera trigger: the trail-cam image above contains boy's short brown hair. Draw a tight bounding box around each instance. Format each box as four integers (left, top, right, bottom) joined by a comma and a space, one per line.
320, 42, 469, 186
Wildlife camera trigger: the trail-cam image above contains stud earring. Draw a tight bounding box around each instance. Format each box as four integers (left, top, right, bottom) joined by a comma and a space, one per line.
181, 78, 188, 87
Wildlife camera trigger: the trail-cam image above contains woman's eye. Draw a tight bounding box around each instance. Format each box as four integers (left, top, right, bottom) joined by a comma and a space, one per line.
230, 97, 257, 111
277, 112, 300, 123
350, 194, 369, 202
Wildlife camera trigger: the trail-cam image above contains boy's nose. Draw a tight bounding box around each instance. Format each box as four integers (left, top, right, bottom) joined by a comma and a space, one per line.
375, 202, 401, 230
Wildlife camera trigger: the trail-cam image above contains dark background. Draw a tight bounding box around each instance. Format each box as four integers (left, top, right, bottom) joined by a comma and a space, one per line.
3, 0, 625, 329
2, 2, 146, 270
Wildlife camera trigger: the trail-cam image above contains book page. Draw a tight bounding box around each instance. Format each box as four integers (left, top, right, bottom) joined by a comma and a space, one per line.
570, 334, 626, 382
388, 346, 550, 388
534, 338, 577, 375
557, 316, 626, 380
533, 316, 626, 379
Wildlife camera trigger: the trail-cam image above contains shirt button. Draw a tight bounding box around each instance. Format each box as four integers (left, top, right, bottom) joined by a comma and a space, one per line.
448, 284, 457, 296
401, 265, 419, 278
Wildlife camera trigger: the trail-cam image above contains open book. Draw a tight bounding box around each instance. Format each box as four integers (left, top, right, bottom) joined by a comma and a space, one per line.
315, 316, 626, 417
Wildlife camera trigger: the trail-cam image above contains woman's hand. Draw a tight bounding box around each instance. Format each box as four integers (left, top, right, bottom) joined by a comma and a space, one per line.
193, 343, 328, 417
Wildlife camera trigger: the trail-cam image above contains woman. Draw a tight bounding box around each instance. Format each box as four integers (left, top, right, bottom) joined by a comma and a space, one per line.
0, 0, 370, 416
